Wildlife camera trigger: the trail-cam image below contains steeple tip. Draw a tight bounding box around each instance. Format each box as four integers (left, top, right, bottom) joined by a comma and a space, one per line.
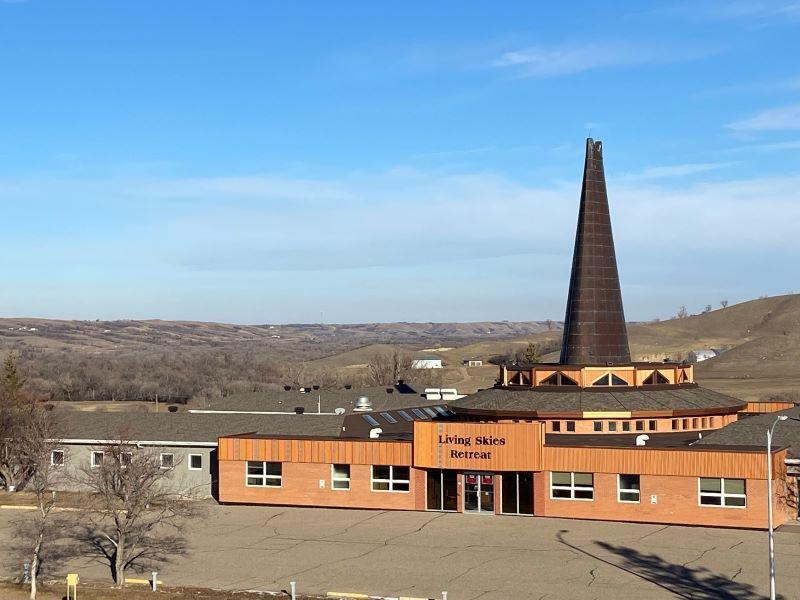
560, 138, 630, 365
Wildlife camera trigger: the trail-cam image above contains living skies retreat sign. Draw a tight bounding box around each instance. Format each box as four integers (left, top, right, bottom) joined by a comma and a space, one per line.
438, 433, 506, 459
413, 421, 544, 470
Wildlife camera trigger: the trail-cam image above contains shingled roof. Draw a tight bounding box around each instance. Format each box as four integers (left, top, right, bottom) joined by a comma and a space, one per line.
189, 385, 428, 415
695, 405, 800, 459
448, 385, 745, 416
53, 411, 345, 444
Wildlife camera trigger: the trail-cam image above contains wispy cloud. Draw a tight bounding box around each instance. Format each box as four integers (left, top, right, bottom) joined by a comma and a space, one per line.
491, 40, 720, 78
616, 162, 738, 182
1, 167, 799, 321
726, 104, 800, 131
411, 146, 496, 160
695, 76, 800, 99
692, 0, 800, 22
725, 139, 800, 152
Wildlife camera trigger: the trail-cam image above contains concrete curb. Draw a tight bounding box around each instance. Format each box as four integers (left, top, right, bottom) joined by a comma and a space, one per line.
0, 505, 82, 512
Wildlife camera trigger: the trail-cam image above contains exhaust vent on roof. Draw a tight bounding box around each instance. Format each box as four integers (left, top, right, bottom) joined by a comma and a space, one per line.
354, 396, 372, 412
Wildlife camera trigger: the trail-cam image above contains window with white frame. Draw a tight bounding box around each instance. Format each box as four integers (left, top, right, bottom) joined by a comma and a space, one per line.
371, 465, 410, 492
160, 453, 174, 470
188, 454, 202, 470
50, 450, 65, 467
699, 478, 746, 507
550, 472, 594, 500
91, 451, 104, 467
246, 461, 282, 487
331, 464, 350, 490
617, 474, 641, 503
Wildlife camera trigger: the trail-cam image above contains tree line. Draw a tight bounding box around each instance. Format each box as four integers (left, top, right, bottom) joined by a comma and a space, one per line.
1, 355, 200, 597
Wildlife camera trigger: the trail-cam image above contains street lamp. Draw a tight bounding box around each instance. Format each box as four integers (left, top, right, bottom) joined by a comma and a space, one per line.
766, 414, 800, 600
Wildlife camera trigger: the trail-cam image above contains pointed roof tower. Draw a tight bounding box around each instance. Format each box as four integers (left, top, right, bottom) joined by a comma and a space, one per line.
559, 138, 631, 365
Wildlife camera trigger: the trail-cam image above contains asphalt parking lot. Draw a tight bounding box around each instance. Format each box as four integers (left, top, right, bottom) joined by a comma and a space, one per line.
2, 504, 798, 599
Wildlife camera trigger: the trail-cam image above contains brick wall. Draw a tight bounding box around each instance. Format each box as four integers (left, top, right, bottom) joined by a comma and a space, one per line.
218, 460, 421, 510
533, 471, 790, 529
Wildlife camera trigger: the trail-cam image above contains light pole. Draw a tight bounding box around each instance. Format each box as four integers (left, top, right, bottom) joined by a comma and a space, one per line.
767, 414, 789, 600
766, 413, 800, 600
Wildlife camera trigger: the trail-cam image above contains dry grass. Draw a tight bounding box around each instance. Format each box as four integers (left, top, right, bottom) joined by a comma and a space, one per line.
0, 581, 322, 599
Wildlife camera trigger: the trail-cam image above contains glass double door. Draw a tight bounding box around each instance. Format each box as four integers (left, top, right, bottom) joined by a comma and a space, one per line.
426, 469, 459, 511
464, 472, 495, 513
501, 472, 534, 515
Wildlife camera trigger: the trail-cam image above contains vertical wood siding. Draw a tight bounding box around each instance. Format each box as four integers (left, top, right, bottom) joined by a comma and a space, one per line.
218, 437, 412, 465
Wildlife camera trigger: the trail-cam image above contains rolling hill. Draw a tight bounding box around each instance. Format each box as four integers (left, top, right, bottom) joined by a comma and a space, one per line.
2, 295, 798, 403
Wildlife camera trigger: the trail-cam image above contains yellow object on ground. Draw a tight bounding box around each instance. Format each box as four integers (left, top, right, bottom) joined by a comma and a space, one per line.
126, 577, 163, 585
66, 573, 79, 599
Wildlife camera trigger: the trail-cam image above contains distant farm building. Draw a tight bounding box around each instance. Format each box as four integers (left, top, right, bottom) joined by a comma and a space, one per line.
688, 348, 727, 363
463, 359, 483, 367
411, 357, 442, 369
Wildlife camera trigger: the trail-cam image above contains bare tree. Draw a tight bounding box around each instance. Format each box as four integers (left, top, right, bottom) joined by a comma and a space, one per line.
720, 299, 728, 309
77, 434, 200, 587
0, 393, 54, 492
367, 351, 412, 386
545, 319, 554, 331
25, 413, 62, 600
676, 306, 689, 319
280, 360, 308, 389
702, 305, 712, 314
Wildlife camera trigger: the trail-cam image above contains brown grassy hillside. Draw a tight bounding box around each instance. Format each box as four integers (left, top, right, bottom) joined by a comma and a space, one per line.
314, 295, 800, 400
2, 295, 798, 403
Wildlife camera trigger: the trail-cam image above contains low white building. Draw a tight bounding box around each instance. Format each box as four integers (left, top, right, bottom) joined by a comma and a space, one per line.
688, 349, 720, 363
411, 357, 443, 369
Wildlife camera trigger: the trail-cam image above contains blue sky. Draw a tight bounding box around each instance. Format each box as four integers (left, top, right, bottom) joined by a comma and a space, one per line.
1, 1, 799, 324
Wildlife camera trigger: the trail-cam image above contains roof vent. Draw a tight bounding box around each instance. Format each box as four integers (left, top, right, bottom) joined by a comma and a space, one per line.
369, 427, 383, 439
354, 396, 372, 412
635, 434, 649, 446
334, 407, 346, 415
294, 406, 305, 414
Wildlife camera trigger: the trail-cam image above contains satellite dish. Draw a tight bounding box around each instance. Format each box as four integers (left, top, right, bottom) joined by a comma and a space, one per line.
334, 407, 346, 415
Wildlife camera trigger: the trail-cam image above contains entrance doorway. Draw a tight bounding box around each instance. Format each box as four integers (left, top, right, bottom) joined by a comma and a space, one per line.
464, 473, 495, 513
426, 469, 458, 511
501, 472, 534, 515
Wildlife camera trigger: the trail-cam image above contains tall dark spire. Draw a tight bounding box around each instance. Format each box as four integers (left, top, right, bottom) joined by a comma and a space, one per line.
559, 139, 631, 365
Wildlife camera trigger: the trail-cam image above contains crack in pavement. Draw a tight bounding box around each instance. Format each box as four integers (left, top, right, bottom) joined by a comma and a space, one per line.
588, 567, 597, 587
731, 567, 743, 580
444, 556, 507, 585
317, 510, 387, 540
637, 525, 669, 541
382, 512, 448, 544
682, 545, 717, 568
